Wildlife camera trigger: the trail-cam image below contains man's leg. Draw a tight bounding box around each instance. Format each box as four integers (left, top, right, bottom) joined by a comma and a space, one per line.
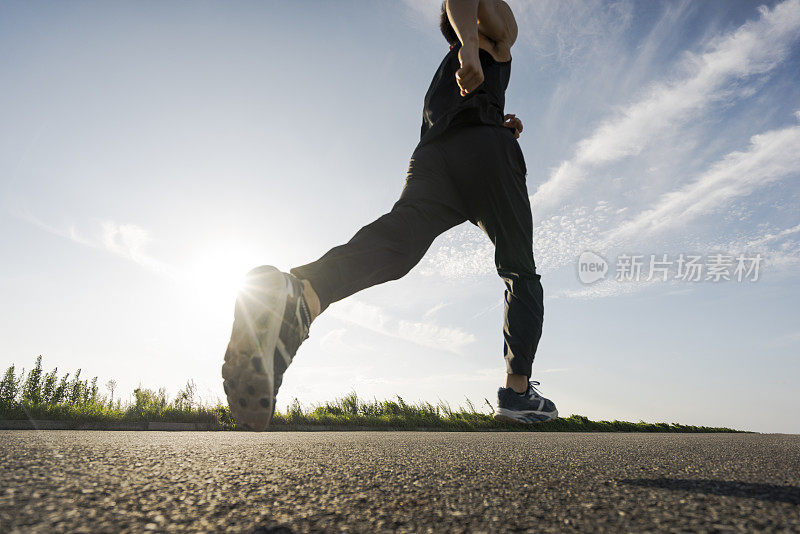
439, 125, 545, 393
223, 140, 468, 431
440, 125, 554, 423
290, 141, 468, 315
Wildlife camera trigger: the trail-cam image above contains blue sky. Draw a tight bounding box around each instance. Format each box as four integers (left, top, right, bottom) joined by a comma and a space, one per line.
1, 0, 799, 432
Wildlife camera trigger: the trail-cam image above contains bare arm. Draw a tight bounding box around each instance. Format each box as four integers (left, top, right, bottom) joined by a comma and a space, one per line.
446, 0, 518, 95
476, 0, 517, 48
446, 0, 480, 49
445, 0, 482, 96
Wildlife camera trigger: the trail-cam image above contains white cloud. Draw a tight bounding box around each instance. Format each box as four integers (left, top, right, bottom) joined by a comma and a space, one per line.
553, 277, 660, 300
421, 109, 800, 299
318, 328, 375, 356
471, 297, 504, 319
416, 2, 800, 284
14, 210, 96, 248
419, 226, 496, 279
742, 222, 800, 249
327, 298, 475, 354
327, 298, 389, 331
512, 0, 635, 65
423, 301, 448, 318
604, 112, 800, 243
396, 318, 476, 353
531, 0, 800, 213
421, 205, 607, 280
15, 211, 176, 278
99, 221, 173, 275
716, 222, 800, 273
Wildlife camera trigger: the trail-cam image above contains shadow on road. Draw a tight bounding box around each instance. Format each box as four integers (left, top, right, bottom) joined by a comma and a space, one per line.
620, 478, 800, 504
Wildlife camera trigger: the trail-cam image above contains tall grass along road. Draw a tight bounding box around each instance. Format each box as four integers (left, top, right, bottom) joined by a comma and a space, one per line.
1, 356, 738, 432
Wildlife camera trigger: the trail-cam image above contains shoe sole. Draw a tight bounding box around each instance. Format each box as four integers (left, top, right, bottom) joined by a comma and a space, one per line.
221, 266, 288, 431
493, 407, 558, 424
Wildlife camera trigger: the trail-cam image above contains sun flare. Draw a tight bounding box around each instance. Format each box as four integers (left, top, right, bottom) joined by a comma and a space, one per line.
185, 241, 260, 306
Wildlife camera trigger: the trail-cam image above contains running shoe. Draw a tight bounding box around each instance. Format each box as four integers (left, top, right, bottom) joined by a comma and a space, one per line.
222, 265, 312, 431
493, 380, 558, 423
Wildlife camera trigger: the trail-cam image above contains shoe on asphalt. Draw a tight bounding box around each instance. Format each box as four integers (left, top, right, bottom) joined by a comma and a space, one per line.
222, 265, 312, 431
493, 381, 558, 424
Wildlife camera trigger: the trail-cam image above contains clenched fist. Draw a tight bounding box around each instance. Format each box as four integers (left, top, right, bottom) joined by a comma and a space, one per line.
456, 44, 484, 96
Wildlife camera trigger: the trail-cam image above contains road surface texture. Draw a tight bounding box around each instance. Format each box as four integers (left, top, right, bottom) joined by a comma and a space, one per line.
1, 431, 799, 532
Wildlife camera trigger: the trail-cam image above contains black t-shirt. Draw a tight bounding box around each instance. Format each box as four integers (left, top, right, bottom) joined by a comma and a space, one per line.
419, 43, 511, 147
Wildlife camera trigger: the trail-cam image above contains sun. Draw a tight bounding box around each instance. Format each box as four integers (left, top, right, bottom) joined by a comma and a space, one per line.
184, 241, 260, 307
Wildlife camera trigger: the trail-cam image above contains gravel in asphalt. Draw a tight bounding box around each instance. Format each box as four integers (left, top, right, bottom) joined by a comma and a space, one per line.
1, 431, 799, 532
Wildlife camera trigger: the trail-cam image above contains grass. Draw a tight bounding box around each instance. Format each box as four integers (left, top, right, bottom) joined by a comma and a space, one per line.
1, 356, 742, 433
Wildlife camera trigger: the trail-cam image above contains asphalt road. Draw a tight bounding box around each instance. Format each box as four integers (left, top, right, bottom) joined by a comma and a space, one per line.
1, 431, 799, 533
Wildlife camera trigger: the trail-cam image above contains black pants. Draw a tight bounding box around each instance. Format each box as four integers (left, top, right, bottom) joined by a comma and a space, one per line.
290, 124, 544, 377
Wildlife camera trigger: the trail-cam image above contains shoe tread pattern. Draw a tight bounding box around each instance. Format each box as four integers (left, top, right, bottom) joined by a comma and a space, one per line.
222, 266, 309, 431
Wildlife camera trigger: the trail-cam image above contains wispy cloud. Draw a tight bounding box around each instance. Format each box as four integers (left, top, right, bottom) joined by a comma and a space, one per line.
471, 297, 504, 319
718, 222, 800, 273
531, 0, 800, 213
14, 210, 96, 248
15, 211, 175, 278
741, 222, 800, 249
552, 278, 661, 300
423, 301, 448, 318
419, 226, 496, 279
99, 221, 173, 275
511, 0, 636, 66
604, 112, 800, 243
421, 114, 800, 295
418, 1, 800, 297
327, 298, 475, 354
319, 328, 375, 356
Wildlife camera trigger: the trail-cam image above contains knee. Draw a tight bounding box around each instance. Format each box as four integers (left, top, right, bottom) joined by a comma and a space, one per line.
498, 267, 540, 283
501, 272, 544, 307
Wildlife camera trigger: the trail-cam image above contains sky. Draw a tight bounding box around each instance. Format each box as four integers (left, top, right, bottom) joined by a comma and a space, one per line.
1, 0, 799, 433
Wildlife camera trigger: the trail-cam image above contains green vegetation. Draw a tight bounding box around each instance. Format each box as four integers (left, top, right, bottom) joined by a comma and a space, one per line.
1, 356, 740, 432
0, 356, 233, 428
